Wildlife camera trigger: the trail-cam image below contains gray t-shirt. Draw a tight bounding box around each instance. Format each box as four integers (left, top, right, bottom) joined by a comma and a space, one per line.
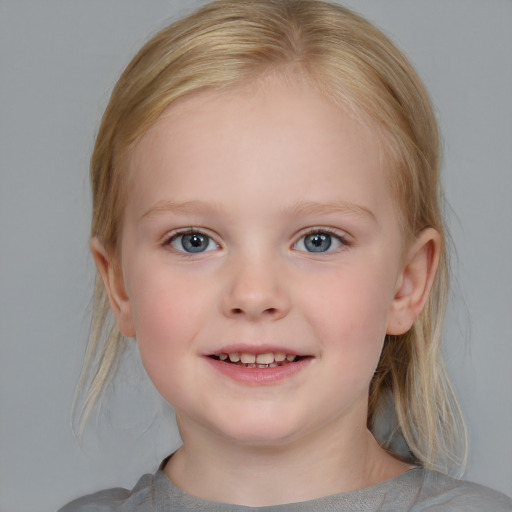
59, 460, 512, 512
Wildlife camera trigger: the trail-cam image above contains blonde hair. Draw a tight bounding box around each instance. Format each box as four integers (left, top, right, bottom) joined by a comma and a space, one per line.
76, 0, 467, 474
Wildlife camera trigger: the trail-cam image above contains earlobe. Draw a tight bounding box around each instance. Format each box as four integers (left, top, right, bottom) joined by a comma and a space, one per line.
386, 228, 441, 335
90, 237, 136, 338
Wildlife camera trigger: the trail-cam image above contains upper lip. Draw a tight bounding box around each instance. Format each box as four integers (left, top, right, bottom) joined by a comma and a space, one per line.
206, 344, 311, 357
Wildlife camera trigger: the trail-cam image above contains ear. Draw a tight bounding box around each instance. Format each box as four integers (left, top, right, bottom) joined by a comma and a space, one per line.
386, 228, 441, 335
90, 237, 135, 338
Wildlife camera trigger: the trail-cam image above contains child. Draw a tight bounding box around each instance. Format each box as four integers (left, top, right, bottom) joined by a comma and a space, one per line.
59, 0, 512, 510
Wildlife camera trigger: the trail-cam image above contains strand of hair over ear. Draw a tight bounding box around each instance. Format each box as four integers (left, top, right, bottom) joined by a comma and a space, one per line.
71, 281, 126, 439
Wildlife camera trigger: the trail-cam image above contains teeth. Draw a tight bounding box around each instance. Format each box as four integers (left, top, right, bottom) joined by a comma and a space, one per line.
240, 353, 256, 364
255, 352, 274, 364
218, 351, 301, 366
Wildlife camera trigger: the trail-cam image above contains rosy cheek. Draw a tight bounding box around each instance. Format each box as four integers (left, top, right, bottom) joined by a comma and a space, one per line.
131, 271, 203, 350
313, 272, 389, 345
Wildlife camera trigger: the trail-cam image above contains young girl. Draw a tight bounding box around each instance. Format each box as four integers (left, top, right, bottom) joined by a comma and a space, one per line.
59, 0, 511, 510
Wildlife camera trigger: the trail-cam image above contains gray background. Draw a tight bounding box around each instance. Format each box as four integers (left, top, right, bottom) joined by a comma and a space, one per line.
0, 1, 511, 510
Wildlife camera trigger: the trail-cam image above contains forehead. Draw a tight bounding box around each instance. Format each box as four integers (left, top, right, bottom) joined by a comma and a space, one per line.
125, 80, 394, 223
130, 79, 385, 168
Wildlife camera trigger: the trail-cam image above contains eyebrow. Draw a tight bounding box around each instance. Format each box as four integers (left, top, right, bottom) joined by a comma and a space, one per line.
140, 199, 376, 222
289, 200, 376, 222
140, 200, 225, 220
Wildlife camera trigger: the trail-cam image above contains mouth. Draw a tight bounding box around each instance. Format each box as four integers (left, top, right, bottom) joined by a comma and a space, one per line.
209, 351, 310, 369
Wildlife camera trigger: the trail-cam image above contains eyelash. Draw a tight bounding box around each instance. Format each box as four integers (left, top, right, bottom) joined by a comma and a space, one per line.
162, 227, 351, 254
163, 228, 219, 254
293, 227, 350, 253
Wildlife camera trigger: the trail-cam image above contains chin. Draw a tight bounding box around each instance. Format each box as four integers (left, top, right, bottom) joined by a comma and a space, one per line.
211, 414, 309, 448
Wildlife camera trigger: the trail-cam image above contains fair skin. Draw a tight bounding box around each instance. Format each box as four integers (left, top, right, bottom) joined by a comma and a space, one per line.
93, 80, 440, 506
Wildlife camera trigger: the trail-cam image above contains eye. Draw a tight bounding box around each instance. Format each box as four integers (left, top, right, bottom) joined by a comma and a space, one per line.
168, 231, 219, 253
293, 230, 345, 253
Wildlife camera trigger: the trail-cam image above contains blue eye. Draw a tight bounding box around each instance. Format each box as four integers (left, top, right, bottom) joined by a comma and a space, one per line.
294, 231, 344, 253
169, 232, 218, 253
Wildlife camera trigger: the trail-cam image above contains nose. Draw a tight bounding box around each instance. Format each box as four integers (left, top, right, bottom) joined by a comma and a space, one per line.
221, 254, 291, 321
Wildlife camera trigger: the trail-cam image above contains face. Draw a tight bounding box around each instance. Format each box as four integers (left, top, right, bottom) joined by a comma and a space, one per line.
106, 81, 413, 447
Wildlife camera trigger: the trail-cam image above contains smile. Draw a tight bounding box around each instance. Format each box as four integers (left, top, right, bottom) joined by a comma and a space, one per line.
206, 350, 313, 385
210, 352, 303, 368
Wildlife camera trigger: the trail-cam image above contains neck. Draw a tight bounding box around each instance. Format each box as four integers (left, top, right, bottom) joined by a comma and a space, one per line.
164, 412, 411, 506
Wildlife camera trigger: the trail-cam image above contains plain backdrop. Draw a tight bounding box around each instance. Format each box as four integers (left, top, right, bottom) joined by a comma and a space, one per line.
0, 1, 511, 510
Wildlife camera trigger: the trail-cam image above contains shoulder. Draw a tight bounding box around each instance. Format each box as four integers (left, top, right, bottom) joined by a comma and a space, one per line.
57, 466, 512, 512
57, 473, 156, 512
410, 469, 512, 511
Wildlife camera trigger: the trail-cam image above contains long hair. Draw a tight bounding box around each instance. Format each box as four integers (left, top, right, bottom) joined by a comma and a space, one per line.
75, 0, 467, 475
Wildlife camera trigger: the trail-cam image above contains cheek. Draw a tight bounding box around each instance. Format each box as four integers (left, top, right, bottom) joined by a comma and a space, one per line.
303, 263, 395, 366
125, 266, 206, 368
125, 273, 206, 407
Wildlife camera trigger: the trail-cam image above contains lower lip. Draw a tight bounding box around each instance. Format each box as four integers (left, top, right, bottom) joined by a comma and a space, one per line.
205, 357, 312, 385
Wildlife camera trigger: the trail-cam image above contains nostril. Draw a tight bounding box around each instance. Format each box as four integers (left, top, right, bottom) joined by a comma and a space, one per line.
229, 307, 278, 317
